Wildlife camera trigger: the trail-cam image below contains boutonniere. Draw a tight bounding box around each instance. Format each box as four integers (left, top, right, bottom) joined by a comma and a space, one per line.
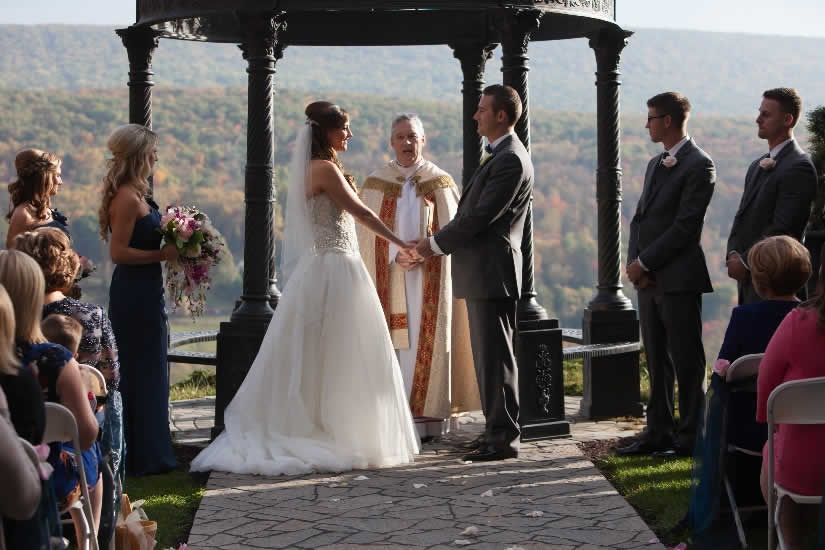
662, 155, 678, 168
759, 157, 776, 171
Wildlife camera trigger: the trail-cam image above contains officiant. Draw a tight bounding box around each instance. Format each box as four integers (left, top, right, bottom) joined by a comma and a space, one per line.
357, 114, 478, 436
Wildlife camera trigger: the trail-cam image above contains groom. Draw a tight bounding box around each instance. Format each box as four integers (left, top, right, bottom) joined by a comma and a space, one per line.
414, 84, 533, 462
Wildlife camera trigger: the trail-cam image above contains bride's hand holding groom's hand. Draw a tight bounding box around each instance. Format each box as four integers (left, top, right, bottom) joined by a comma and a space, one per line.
396, 247, 423, 271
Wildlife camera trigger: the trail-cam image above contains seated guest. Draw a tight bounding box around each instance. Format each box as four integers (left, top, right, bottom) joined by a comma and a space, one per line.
39, 313, 104, 535
0, 283, 50, 549
6, 149, 69, 248
686, 235, 811, 536
757, 245, 825, 550
0, 386, 42, 550
0, 250, 100, 538
14, 229, 122, 477
41, 314, 99, 415
716, 235, 811, 373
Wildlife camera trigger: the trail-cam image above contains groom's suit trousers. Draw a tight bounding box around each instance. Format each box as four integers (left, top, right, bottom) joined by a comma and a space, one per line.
466, 298, 520, 454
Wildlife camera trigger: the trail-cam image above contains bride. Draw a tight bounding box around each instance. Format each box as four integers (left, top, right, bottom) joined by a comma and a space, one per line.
191, 101, 420, 476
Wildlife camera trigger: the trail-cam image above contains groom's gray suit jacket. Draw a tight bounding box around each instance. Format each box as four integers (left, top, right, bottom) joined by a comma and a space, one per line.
628, 138, 715, 295
726, 139, 818, 304
433, 134, 533, 299
432, 133, 532, 453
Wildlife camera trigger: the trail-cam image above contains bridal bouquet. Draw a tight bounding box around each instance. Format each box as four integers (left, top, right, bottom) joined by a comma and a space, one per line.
158, 205, 226, 320
75, 256, 96, 283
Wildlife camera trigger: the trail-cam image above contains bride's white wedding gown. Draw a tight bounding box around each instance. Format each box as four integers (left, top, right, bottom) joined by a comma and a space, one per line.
191, 192, 419, 476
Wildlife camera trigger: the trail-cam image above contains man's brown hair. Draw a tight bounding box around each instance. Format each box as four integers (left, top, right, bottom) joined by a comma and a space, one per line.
763, 87, 802, 127
647, 92, 692, 127
483, 84, 523, 125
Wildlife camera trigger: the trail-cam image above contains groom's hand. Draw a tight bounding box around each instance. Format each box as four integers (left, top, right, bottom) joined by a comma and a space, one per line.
414, 238, 435, 259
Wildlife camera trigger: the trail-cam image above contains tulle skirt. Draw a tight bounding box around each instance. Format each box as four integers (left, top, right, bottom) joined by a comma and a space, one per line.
191, 251, 419, 476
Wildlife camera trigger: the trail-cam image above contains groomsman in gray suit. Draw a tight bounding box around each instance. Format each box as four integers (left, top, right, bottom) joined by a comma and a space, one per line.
414, 84, 533, 462
726, 88, 818, 305
618, 92, 716, 456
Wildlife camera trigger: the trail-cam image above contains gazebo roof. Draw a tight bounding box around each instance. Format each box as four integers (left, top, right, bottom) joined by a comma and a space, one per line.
134, 1, 622, 45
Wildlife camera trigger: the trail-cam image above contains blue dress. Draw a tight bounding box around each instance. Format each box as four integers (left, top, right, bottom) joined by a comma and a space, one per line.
108, 198, 176, 476
36, 208, 70, 237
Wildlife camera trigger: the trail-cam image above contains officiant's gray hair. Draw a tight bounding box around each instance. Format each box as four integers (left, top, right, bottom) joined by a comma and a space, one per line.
391, 113, 425, 137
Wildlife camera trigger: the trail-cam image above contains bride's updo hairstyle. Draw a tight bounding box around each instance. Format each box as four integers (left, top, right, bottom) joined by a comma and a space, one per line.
7, 149, 62, 222
305, 101, 357, 191
98, 124, 158, 241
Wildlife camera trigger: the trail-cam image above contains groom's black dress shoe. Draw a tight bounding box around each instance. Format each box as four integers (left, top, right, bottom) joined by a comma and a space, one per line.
652, 444, 693, 459
460, 436, 487, 450
615, 438, 670, 456
462, 448, 518, 462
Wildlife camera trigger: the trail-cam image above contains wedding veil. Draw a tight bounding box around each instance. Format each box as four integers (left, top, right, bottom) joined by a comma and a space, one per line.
280, 122, 315, 283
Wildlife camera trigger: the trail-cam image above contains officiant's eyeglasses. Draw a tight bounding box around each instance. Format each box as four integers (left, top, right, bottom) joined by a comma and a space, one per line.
647, 115, 668, 122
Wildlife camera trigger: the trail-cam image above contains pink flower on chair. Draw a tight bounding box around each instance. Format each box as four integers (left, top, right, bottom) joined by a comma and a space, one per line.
713, 358, 731, 376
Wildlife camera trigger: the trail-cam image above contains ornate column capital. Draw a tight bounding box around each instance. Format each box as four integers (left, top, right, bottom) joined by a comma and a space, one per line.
589, 28, 632, 74
238, 12, 287, 64
116, 26, 161, 73
449, 42, 496, 80
496, 8, 543, 57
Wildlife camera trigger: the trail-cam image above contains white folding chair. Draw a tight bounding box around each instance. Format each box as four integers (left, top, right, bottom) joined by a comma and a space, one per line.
766, 376, 825, 550
43, 402, 99, 550
723, 353, 766, 549
79, 365, 108, 399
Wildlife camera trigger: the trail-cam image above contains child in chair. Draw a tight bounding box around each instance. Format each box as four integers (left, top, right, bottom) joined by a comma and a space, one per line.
41, 313, 105, 536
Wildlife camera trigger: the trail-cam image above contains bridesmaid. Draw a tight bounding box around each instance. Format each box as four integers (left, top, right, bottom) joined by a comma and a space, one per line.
98, 124, 178, 476
6, 149, 69, 247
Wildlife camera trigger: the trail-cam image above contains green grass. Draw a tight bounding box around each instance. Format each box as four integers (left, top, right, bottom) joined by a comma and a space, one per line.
595, 454, 693, 537
123, 468, 207, 549
169, 369, 216, 401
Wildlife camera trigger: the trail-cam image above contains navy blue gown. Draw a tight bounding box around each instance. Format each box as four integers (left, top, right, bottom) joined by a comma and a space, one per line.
108, 198, 176, 476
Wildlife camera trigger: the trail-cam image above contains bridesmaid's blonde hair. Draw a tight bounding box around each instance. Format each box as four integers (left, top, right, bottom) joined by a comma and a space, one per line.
0, 250, 46, 344
0, 284, 19, 375
98, 124, 157, 241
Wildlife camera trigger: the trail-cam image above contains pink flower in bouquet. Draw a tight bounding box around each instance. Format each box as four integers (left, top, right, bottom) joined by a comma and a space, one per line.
160, 211, 175, 227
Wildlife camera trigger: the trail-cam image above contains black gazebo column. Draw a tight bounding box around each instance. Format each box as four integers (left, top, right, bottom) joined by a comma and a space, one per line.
213, 13, 285, 438
116, 26, 160, 192
498, 9, 568, 440
579, 28, 643, 419
450, 42, 496, 187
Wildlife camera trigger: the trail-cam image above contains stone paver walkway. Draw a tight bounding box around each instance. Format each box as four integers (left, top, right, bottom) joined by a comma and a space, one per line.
172, 398, 662, 549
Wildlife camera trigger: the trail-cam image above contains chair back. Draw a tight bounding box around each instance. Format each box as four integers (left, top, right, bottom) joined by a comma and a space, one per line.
43, 402, 79, 445
43, 402, 99, 550
766, 376, 825, 549
726, 353, 764, 383
79, 364, 107, 397
767, 376, 825, 426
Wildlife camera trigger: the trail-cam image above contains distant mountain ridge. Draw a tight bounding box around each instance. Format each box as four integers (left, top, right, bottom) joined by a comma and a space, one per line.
2, 24, 825, 115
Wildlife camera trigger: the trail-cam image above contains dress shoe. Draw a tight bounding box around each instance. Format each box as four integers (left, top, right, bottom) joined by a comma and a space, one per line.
652, 445, 693, 459
461, 448, 518, 462
615, 438, 670, 456
459, 435, 487, 450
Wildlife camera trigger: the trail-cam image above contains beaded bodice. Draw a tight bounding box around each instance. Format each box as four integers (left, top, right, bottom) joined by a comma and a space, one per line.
308, 193, 358, 255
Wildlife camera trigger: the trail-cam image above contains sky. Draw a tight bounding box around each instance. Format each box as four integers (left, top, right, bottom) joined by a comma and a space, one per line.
1, 0, 824, 38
